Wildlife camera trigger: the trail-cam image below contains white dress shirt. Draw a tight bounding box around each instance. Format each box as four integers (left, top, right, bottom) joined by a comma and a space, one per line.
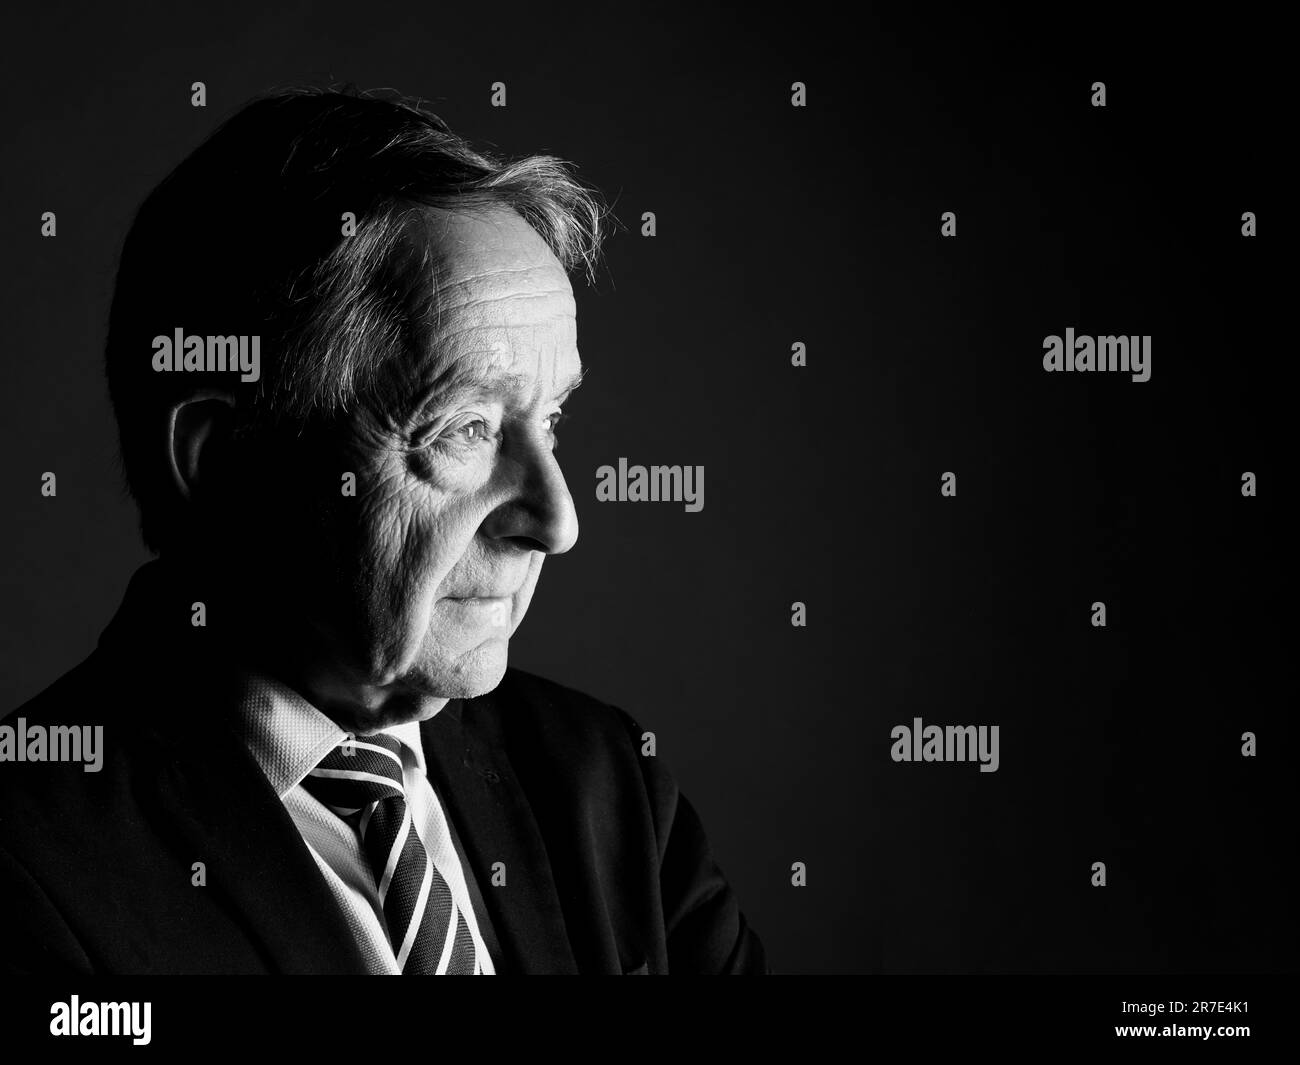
235, 671, 495, 974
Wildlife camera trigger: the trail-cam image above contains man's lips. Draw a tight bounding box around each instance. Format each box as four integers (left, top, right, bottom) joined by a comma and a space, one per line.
443, 593, 516, 602
439, 594, 514, 627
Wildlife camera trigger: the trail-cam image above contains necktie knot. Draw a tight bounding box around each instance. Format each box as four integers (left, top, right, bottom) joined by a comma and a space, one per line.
298, 731, 480, 973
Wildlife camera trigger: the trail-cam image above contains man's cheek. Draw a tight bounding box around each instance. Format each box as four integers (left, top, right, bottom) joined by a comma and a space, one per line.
354, 470, 433, 575
367, 509, 473, 640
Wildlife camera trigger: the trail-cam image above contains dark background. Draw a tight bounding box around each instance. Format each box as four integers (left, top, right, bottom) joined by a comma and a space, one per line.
0, 3, 1291, 973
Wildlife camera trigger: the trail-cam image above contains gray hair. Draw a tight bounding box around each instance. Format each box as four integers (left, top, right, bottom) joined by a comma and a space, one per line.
105, 85, 607, 550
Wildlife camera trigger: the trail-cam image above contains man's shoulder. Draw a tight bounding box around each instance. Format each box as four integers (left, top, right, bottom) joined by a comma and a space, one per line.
6, 651, 109, 724
0, 651, 138, 809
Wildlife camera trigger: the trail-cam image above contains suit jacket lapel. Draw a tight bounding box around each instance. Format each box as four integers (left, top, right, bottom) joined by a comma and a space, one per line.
97, 562, 370, 974
138, 704, 371, 974
421, 699, 578, 974
101, 559, 569, 975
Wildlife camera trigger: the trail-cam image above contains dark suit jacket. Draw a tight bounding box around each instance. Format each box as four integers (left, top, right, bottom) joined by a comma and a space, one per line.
0, 562, 767, 974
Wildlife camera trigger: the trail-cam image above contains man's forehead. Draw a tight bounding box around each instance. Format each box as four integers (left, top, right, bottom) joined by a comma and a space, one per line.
420, 209, 576, 339
401, 206, 582, 407
423, 207, 576, 312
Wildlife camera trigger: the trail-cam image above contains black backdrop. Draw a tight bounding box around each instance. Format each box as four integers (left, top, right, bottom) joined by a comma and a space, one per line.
0, 3, 1291, 974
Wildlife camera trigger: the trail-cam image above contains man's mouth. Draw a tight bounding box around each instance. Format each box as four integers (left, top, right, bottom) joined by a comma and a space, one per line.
440, 595, 513, 627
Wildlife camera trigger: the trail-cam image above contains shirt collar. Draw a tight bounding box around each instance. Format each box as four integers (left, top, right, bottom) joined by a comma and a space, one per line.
235, 672, 427, 797
388, 721, 426, 774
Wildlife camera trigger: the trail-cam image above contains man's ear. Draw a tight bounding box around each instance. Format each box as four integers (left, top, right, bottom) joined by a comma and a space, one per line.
165, 392, 237, 502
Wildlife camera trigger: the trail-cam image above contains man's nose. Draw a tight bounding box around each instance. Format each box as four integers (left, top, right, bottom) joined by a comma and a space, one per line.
482, 434, 579, 555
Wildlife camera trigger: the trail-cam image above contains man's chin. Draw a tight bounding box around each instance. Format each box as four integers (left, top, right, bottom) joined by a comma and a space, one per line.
417, 638, 510, 701
340, 644, 508, 733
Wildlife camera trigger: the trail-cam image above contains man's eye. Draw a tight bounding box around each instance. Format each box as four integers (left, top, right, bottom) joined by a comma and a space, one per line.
452, 419, 490, 443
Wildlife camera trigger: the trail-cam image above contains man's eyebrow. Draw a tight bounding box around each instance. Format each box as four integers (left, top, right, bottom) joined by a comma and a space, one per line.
553, 366, 587, 399
405, 363, 587, 422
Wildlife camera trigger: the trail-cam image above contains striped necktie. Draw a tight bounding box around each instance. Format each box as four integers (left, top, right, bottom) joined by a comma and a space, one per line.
300, 733, 479, 974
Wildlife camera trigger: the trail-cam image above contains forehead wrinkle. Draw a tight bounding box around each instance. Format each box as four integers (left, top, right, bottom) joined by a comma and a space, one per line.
437, 264, 568, 286
428, 315, 574, 351
424, 273, 576, 342
429, 248, 571, 291
409, 272, 573, 372
438, 290, 575, 310
394, 214, 579, 427
423, 309, 577, 393
430, 289, 577, 330
428, 241, 572, 296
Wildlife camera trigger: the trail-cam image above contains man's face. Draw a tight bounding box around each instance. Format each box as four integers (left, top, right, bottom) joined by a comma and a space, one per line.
291, 208, 581, 730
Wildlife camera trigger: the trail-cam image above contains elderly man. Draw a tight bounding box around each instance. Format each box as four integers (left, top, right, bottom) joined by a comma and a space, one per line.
0, 87, 766, 975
